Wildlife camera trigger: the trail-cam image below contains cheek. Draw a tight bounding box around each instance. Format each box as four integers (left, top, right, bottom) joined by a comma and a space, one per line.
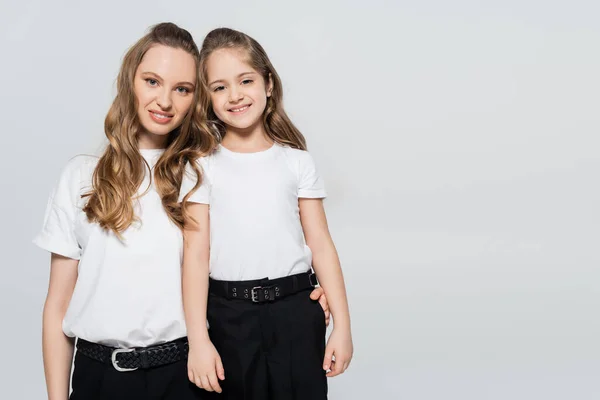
252, 88, 269, 108
176, 96, 194, 116
210, 94, 226, 116
134, 83, 148, 106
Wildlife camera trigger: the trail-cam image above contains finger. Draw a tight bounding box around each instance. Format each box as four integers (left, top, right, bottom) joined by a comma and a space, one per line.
326, 360, 339, 377
328, 354, 343, 377
335, 358, 348, 375
216, 356, 226, 381
324, 308, 331, 326
188, 368, 195, 383
200, 376, 213, 392
323, 347, 334, 371
317, 293, 328, 312
193, 374, 203, 389
343, 361, 350, 373
309, 287, 324, 300
208, 372, 222, 393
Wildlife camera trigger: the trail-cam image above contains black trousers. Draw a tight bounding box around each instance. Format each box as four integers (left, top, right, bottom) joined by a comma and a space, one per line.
69, 345, 212, 400
207, 287, 328, 400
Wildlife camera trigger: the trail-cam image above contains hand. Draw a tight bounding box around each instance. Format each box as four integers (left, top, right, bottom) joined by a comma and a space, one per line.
309, 287, 331, 327
323, 327, 353, 377
187, 339, 225, 393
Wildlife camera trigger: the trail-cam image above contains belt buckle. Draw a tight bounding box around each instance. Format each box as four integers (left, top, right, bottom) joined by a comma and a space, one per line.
111, 348, 138, 372
251, 286, 262, 302
309, 273, 319, 287
251, 285, 276, 302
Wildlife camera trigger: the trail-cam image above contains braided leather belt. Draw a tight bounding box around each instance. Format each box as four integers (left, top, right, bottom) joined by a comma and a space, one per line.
76, 337, 188, 372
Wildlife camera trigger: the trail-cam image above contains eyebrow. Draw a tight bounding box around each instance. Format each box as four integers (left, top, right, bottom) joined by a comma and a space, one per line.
140, 71, 195, 88
208, 71, 257, 87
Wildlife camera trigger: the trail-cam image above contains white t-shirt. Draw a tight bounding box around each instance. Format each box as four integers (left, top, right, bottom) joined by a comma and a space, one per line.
179, 143, 326, 281
33, 149, 187, 348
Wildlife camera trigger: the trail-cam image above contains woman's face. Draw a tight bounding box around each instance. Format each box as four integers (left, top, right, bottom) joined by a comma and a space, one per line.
133, 44, 197, 148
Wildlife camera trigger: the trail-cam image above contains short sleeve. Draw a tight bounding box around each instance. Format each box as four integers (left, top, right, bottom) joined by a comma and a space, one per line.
298, 151, 326, 199
33, 158, 85, 260
178, 158, 211, 204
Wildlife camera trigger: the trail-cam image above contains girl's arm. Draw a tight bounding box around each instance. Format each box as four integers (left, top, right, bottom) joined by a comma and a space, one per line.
182, 203, 224, 393
43, 253, 78, 400
299, 198, 353, 377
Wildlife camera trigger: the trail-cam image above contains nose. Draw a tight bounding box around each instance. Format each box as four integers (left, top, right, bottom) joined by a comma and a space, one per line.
156, 88, 172, 109
228, 86, 244, 103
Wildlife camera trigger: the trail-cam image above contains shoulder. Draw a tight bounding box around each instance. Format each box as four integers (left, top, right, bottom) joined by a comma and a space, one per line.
191, 151, 216, 173
56, 154, 98, 187
277, 144, 313, 165
183, 151, 216, 184
278, 144, 310, 160
61, 154, 98, 173
199, 151, 216, 170
46, 154, 97, 209
277, 144, 317, 170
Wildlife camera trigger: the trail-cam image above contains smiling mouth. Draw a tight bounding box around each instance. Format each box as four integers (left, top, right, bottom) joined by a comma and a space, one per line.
151, 111, 173, 119
149, 110, 174, 124
228, 105, 251, 113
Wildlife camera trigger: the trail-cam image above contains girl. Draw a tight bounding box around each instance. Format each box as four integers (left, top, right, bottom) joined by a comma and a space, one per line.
180, 28, 353, 399
34, 22, 330, 400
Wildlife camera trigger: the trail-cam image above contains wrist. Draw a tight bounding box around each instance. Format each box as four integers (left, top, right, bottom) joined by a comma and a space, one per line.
47, 391, 69, 400
187, 330, 210, 346
331, 316, 351, 332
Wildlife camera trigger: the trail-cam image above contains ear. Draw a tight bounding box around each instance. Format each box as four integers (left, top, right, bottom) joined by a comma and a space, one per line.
267, 73, 274, 97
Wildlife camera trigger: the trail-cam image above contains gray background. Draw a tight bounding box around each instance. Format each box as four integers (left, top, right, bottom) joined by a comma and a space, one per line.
1, 0, 599, 398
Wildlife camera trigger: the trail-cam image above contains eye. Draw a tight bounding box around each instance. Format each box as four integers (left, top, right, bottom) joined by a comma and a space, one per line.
241, 79, 253, 85
213, 85, 225, 92
145, 78, 158, 86
176, 86, 190, 94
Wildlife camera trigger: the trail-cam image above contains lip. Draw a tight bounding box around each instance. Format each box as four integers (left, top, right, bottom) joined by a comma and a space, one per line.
227, 104, 251, 115
149, 110, 174, 124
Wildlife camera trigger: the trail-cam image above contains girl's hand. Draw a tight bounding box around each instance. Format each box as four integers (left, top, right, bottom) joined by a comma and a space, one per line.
309, 287, 331, 326
323, 327, 353, 377
187, 339, 225, 393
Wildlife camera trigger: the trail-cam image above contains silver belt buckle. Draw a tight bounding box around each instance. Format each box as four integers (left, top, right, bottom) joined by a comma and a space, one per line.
251, 286, 261, 302
111, 348, 138, 372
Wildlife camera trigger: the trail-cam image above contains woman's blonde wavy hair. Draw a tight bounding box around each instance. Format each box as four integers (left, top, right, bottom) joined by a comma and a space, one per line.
83, 22, 217, 234
198, 27, 307, 150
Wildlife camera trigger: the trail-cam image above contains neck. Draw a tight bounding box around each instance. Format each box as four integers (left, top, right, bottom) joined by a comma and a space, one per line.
138, 131, 169, 149
222, 122, 273, 152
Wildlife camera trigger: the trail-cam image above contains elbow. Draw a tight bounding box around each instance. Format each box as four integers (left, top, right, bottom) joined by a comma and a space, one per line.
307, 237, 334, 257
43, 296, 69, 323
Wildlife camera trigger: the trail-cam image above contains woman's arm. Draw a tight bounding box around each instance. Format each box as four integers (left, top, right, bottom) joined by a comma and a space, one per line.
299, 198, 353, 376
43, 253, 78, 400
182, 203, 224, 393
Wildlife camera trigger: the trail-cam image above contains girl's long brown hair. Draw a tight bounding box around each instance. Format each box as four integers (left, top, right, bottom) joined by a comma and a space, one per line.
198, 27, 307, 150
83, 22, 217, 234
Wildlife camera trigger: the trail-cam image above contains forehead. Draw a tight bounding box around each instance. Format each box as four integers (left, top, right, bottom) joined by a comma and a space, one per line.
137, 44, 197, 82
206, 48, 256, 79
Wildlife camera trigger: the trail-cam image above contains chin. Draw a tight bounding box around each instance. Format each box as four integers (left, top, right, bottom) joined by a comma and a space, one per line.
227, 118, 260, 131
141, 122, 175, 136
229, 123, 252, 130
149, 130, 173, 136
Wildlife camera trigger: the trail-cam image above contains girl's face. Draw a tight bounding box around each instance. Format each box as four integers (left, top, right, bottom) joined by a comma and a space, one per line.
133, 44, 196, 148
206, 48, 273, 134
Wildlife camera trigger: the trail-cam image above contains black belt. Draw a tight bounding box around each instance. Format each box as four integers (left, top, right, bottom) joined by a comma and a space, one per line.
209, 271, 319, 303
76, 337, 188, 372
